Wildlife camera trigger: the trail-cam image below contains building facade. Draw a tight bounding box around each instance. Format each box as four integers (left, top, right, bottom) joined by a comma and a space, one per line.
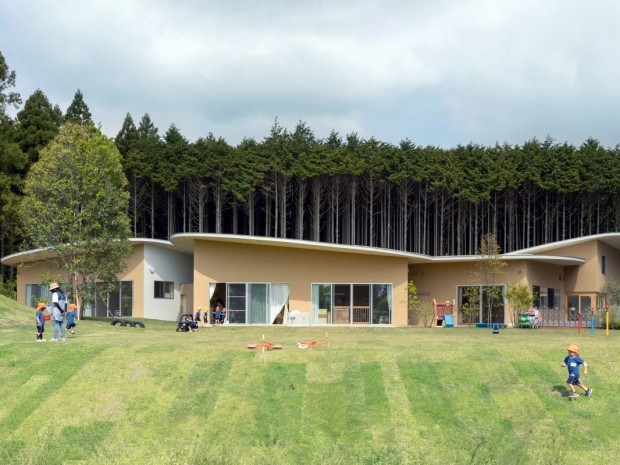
3, 233, 619, 326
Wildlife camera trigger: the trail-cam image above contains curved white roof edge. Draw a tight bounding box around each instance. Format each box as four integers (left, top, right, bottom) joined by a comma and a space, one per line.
504, 232, 620, 256
424, 254, 584, 266
2, 233, 596, 267
170, 233, 434, 263
0, 238, 178, 266
170, 233, 586, 266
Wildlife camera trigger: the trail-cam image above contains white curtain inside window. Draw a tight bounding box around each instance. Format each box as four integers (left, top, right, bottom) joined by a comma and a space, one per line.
209, 283, 216, 300
250, 284, 268, 324
270, 284, 289, 324
311, 284, 319, 324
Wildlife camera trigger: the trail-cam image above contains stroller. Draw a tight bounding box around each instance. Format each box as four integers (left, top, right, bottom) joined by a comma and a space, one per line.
176, 314, 198, 332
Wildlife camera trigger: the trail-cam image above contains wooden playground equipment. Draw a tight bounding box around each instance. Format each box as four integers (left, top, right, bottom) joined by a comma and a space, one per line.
432, 299, 455, 327
296, 332, 329, 349
246, 335, 282, 351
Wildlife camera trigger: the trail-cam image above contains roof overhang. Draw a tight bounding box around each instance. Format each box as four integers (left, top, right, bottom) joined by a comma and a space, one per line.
504, 232, 620, 255
170, 233, 434, 263
0, 238, 181, 267
2, 233, 598, 268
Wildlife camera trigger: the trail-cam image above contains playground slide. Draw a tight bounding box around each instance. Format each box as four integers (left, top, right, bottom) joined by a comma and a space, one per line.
444, 314, 454, 328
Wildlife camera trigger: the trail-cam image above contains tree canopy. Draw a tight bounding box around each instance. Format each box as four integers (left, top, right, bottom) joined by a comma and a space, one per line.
1, 46, 620, 295
19, 122, 132, 310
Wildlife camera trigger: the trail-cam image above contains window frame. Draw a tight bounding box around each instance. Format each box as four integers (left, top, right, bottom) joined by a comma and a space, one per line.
154, 281, 174, 299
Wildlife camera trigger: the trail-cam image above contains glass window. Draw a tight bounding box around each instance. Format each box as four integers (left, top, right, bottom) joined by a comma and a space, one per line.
458, 285, 505, 324
120, 282, 133, 317
352, 285, 370, 323
372, 284, 391, 324
154, 281, 174, 299
81, 281, 133, 318
249, 283, 268, 324
333, 284, 351, 324
602, 255, 606, 275
227, 283, 246, 324
312, 283, 392, 325
25, 284, 49, 307
567, 296, 579, 321
458, 286, 480, 325
532, 286, 540, 309
312, 284, 332, 324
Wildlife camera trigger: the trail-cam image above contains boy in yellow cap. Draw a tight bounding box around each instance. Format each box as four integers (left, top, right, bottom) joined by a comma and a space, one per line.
66, 303, 78, 335
35, 302, 47, 342
561, 344, 592, 398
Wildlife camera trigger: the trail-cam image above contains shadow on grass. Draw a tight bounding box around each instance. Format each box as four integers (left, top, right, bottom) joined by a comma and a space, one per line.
552, 384, 568, 397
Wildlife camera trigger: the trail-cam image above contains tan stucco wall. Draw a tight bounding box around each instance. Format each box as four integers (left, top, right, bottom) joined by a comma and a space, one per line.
123, 244, 145, 318
522, 261, 566, 291
599, 241, 620, 285
16, 262, 68, 306
409, 261, 531, 303
192, 241, 409, 325
545, 241, 599, 293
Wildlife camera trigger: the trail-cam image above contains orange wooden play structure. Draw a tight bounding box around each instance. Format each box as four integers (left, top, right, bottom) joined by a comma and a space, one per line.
246, 335, 282, 351
296, 332, 329, 349
433, 299, 455, 327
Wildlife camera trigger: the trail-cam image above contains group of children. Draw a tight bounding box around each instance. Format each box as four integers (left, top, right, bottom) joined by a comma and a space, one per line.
35, 301, 78, 342
194, 304, 227, 326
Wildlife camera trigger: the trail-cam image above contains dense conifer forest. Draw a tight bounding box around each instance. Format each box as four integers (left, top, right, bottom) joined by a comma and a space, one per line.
1, 51, 619, 287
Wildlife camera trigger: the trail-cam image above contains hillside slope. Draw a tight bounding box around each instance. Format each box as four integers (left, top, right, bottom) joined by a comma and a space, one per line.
0, 294, 32, 326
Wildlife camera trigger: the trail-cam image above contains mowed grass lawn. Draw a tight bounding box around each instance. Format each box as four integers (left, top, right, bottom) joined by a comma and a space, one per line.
1, 301, 620, 464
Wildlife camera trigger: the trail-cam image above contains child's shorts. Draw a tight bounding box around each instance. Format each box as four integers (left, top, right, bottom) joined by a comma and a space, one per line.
36, 325, 44, 334
567, 374, 581, 385
67, 322, 77, 330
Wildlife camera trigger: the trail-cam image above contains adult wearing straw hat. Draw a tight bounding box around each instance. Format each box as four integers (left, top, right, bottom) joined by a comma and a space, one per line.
49, 282, 67, 342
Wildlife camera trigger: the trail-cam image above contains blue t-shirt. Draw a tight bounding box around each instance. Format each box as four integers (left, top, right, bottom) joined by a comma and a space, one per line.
564, 355, 585, 377
36, 310, 45, 326
66, 310, 77, 325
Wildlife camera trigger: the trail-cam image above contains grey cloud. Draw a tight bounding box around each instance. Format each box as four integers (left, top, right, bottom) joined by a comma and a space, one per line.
2, 0, 620, 147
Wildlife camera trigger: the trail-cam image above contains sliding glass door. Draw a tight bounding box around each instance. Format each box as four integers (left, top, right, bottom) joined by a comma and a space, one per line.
312, 283, 392, 325
214, 282, 289, 325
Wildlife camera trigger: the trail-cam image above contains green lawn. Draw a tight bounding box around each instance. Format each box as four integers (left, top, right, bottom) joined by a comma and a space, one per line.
1, 299, 619, 464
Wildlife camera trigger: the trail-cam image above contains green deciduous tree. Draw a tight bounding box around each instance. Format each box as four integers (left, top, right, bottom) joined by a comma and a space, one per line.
19, 122, 132, 315
505, 282, 533, 327
475, 233, 506, 325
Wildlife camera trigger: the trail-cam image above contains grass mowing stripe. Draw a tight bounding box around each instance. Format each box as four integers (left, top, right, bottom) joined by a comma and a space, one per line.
398, 360, 471, 463
191, 353, 268, 463
165, 359, 231, 422
254, 362, 306, 447
2, 345, 103, 432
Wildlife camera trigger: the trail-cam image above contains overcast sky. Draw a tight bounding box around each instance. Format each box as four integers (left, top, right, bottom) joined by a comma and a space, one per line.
2, 0, 620, 148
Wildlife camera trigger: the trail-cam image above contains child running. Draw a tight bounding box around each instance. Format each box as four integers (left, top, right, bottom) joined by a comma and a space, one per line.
561, 344, 592, 398
66, 303, 78, 335
35, 302, 47, 342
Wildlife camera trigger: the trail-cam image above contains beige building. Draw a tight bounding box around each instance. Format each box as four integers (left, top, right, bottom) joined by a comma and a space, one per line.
2, 233, 619, 326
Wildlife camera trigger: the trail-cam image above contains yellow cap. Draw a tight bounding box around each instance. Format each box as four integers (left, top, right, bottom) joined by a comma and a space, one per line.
567, 344, 579, 353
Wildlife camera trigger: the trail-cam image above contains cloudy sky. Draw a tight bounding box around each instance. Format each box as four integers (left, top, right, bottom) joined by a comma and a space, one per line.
2, 0, 619, 147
